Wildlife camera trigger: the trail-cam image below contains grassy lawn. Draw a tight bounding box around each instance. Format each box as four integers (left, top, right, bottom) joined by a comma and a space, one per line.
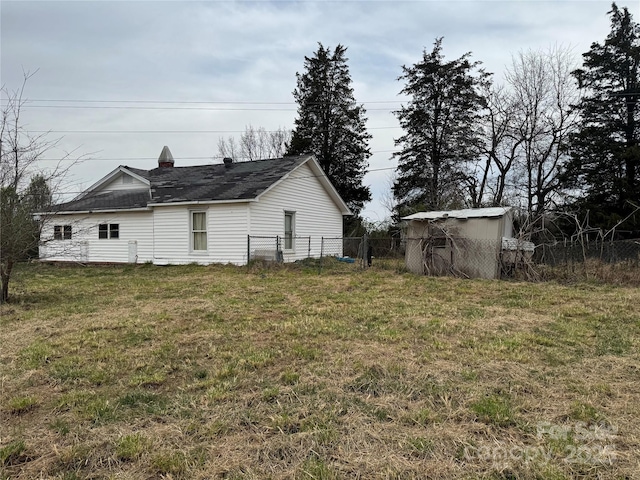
1, 261, 639, 479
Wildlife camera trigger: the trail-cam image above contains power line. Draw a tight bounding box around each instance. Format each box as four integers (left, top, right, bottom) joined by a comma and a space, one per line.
26, 126, 401, 134
18, 105, 398, 111
9, 98, 404, 105
36, 150, 399, 162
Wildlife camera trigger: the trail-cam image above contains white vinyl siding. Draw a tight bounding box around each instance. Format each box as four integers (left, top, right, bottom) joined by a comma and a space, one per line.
40, 212, 153, 263
250, 162, 344, 261
152, 203, 249, 265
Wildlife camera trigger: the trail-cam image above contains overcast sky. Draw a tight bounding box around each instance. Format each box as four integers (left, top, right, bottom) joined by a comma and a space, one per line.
1, 0, 627, 222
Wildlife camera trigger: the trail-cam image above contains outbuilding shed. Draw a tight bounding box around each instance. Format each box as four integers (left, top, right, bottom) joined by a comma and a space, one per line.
403, 207, 534, 279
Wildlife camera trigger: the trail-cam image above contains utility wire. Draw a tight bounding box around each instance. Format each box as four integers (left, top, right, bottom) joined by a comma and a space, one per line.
18, 105, 398, 111
26, 126, 401, 134
36, 150, 399, 161
7, 98, 404, 105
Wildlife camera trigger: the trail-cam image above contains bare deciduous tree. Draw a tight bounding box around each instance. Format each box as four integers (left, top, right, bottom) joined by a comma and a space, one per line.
1, 72, 81, 302
216, 125, 291, 161
470, 46, 578, 224
505, 46, 579, 217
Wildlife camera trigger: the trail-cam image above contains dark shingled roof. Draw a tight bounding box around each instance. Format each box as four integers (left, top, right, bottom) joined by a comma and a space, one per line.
53, 155, 313, 212
52, 190, 151, 212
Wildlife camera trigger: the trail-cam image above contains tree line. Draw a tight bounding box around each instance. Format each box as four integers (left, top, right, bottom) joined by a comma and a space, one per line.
392, 4, 639, 239
244, 2, 637, 236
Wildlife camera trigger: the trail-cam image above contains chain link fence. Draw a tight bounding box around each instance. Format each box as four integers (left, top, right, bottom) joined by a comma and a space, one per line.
248, 234, 639, 282
537, 238, 640, 267
247, 235, 403, 269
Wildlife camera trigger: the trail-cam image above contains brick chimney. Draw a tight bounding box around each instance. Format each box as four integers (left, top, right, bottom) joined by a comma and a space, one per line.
158, 146, 175, 168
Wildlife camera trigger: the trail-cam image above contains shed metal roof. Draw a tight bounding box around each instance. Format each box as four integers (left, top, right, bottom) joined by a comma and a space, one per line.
402, 207, 512, 221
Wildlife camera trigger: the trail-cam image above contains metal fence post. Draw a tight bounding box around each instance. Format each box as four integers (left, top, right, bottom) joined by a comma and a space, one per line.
276, 236, 281, 262
308, 237, 311, 260
363, 234, 369, 269
247, 235, 251, 265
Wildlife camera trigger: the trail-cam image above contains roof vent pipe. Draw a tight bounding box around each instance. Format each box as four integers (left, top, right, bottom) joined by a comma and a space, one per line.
223, 157, 233, 167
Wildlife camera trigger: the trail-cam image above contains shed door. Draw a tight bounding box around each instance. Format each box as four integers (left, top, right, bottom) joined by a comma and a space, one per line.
128, 240, 138, 263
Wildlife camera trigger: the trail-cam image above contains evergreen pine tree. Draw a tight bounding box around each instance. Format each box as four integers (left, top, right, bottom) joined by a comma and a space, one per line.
287, 43, 372, 217
566, 3, 640, 235
392, 38, 490, 216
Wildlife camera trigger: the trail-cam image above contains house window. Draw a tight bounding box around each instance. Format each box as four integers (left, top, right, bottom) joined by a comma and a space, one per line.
191, 211, 207, 251
54, 225, 72, 240
284, 212, 295, 250
99, 223, 119, 239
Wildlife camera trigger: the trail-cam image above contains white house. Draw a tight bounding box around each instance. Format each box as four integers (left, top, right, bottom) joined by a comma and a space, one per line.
403, 207, 535, 279
39, 147, 351, 265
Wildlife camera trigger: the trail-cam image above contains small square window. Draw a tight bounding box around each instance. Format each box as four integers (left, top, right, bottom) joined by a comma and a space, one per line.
110, 224, 119, 239
433, 237, 447, 248
54, 225, 72, 240
99, 224, 108, 239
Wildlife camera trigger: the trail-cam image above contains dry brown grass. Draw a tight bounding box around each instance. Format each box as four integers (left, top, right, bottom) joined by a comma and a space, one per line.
1, 262, 639, 479
537, 258, 640, 286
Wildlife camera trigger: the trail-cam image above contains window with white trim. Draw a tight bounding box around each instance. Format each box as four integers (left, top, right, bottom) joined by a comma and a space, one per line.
98, 223, 119, 239
284, 211, 295, 250
54, 225, 72, 240
191, 211, 207, 251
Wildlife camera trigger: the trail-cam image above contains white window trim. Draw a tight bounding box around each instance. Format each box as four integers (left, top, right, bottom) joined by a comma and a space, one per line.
190, 210, 208, 254
284, 211, 295, 251
98, 223, 120, 239
53, 224, 73, 241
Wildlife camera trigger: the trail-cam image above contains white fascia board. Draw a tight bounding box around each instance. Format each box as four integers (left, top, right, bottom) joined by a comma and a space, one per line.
255, 155, 352, 216
147, 199, 254, 207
